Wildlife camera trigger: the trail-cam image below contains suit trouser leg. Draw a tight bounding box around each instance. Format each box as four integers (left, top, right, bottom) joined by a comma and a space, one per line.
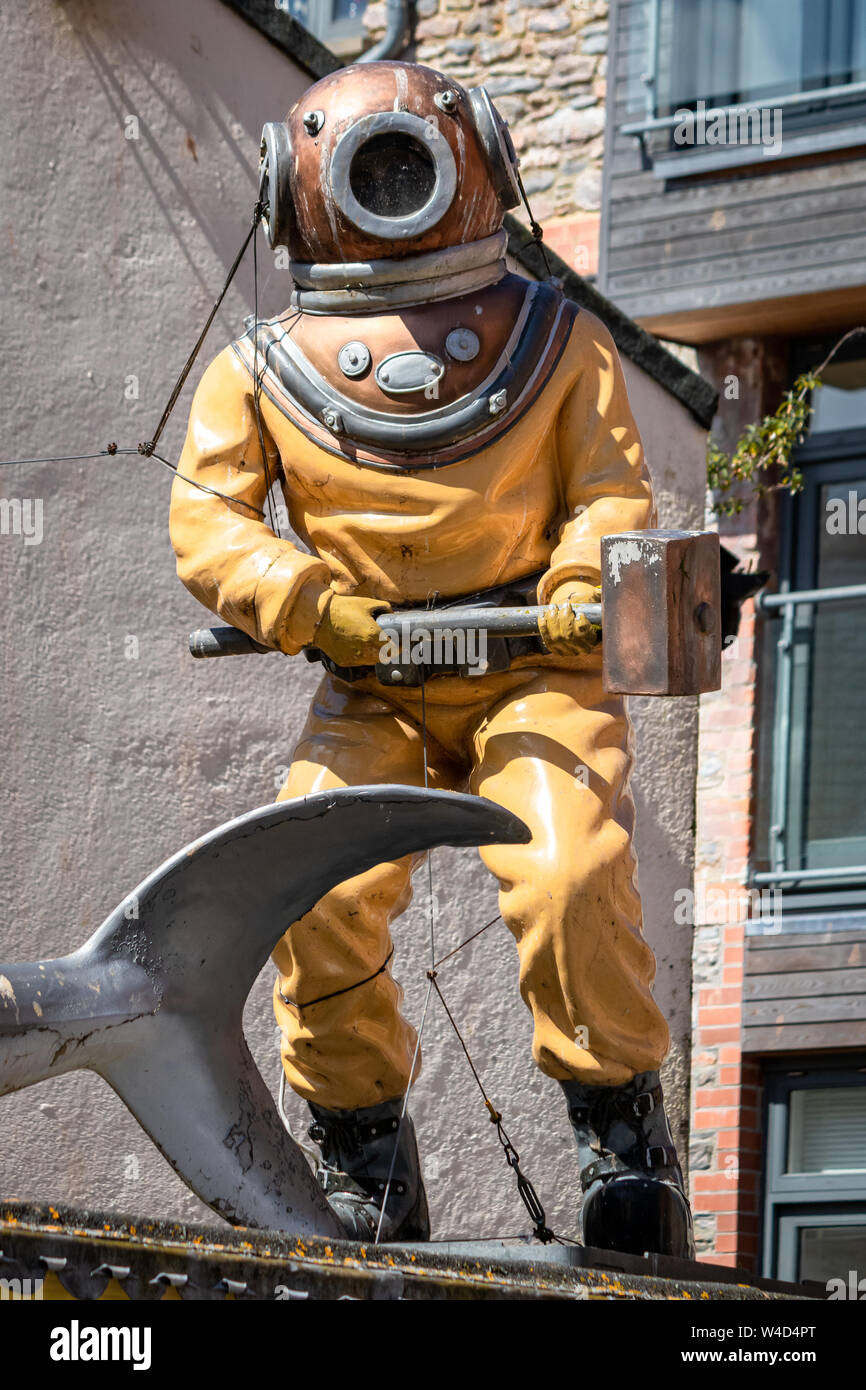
469, 664, 669, 1087
272, 673, 459, 1111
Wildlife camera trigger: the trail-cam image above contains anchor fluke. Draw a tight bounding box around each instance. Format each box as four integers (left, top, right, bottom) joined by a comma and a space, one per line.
0, 786, 529, 1236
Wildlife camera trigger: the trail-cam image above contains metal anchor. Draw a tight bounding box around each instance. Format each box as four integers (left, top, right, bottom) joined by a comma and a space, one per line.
0, 786, 528, 1237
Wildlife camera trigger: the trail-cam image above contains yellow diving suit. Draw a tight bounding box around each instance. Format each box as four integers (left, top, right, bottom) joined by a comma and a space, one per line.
169, 287, 668, 1113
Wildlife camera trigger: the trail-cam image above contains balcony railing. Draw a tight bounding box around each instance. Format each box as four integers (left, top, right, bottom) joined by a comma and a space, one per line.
753, 583, 866, 890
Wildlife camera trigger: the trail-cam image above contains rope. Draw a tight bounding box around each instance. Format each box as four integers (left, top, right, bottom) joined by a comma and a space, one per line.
251, 199, 280, 536
0, 444, 265, 517
431, 913, 503, 970
279, 946, 395, 1010
373, 674, 439, 1246
516, 168, 553, 280
140, 215, 259, 458
428, 970, 555, 1244
0, 203, 270, 522
373, 974, 435, 1246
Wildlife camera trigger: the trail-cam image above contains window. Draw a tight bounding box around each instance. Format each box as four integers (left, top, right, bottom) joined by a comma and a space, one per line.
658, 0, 866, 115
277, 0, 368, 56
756, 345, 866, 903
763, 1060, 866, 1282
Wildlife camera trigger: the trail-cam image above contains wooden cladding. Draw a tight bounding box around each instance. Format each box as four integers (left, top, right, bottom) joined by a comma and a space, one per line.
744, 928, 866, 1052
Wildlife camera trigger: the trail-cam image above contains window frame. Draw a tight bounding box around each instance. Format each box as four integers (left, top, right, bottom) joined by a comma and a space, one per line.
658, 0, 866, 117
771, 438, 866, 883
276, 0, 368, 57
762, 1057, 866, 1280
623, 0, 866, 177
756, 334, 866, 909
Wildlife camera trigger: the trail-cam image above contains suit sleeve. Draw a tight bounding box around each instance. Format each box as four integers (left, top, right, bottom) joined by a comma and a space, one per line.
537, 311, 656, 604
168, 346, 330, 654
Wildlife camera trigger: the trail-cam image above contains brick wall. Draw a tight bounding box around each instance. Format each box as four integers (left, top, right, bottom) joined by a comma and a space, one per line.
691, 587, 764, 1267
690, 339, 788, 1270
363, 0, 609, 275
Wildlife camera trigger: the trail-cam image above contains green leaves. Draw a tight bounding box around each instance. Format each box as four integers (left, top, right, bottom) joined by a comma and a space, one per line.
707, 373, 814, 518
706, 327, 866, 517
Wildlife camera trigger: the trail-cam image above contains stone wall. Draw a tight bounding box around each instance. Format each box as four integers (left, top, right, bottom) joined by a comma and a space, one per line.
364, 0, 609, 275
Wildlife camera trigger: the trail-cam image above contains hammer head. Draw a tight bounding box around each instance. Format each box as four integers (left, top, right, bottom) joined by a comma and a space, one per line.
601, 530, 722, 696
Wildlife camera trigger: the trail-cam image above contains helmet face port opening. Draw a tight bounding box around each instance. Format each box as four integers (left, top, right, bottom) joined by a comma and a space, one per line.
330, 111, 457, 241
349, 133, 437, 218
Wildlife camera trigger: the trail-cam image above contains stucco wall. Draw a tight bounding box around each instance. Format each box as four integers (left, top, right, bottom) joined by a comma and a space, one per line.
0, 0, 704, 1241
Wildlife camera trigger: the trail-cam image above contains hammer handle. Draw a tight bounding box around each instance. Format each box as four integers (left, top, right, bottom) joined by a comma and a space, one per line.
379, 603, 603, 635
188, 603, 603, 659
189, 627, 271, 658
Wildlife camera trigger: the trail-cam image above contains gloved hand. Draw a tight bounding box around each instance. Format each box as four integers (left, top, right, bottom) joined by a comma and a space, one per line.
312, 591, 392, 667
537, 580, 601, 657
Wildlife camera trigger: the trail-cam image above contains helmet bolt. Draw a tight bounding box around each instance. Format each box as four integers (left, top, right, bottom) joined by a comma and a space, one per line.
436, 90, 458, 114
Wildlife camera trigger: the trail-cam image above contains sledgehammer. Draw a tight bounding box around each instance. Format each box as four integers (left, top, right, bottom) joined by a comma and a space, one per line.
189, 530, 722, 695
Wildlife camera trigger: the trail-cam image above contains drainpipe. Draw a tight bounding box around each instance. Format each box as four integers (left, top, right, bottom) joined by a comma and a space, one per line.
360, 0, 410, 61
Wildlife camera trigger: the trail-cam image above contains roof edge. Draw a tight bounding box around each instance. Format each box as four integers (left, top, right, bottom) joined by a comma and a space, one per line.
220, 0, 342, 81
505, 216, 718, 430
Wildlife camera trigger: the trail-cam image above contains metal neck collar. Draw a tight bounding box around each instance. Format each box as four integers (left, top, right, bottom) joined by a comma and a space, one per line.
289, 232, 508, 315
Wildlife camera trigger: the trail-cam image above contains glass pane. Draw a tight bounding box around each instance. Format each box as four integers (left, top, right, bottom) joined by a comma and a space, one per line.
331, 0, 365, 19
282, 0, 312, 24
804, 476, 866, 861
856, 1, 866, 78
277, 0, 367, 37
663, 0, 866, 109
787, 1087, 866, 1173
811, 358, 866, 432
738, 0, 805, 101
799, 1223, 866, 1282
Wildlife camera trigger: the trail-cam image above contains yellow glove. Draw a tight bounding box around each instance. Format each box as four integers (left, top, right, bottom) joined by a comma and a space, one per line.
312, 591, 392, 667
537, 580, 601, 657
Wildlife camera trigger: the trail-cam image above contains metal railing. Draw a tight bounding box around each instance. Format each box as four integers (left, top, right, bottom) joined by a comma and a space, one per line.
755, 583, 866, 890
621, 78, 866, 138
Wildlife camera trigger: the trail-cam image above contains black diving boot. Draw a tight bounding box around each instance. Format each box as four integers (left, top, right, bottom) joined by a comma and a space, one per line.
307, 1098, 430, 1242
561, 1071, 695, 1260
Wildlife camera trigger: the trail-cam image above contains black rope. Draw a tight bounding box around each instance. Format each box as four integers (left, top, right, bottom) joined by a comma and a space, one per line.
431, 913, 503, 970
428, 970, 555, 1244
0, 444, 265, 518
145, 448, 266, 517
373, 975, 434, 1245
0, 202, 272, 523
0, 451, 121, 467
279, 946, 394, 1011
251, 199, 280, 536
140, 214, 259, 459
420, 677, 438, 971
375, 677, 439, 1245
516, 168, 553, 280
